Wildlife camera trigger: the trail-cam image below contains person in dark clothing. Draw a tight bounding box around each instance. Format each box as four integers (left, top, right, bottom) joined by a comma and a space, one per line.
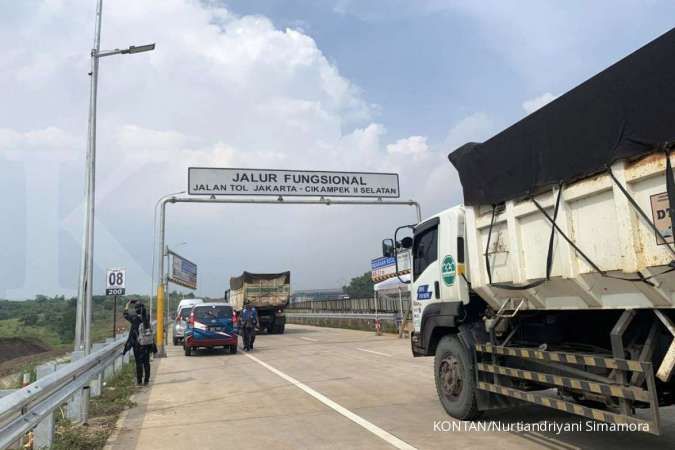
241, 301, 258, 351
123, 300, 156, 385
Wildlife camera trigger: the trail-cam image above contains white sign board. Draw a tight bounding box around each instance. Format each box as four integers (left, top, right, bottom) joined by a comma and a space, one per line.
188, 168, 400, 198
397, 249, 412, 274
169, 252, 197, 289
106, 268, 126, 296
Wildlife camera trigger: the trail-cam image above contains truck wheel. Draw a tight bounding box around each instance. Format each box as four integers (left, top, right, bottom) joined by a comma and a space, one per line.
434, 335, 482, 420
173, 337, 178, 346
278, 324, 285, 334
184, 345, 192, 357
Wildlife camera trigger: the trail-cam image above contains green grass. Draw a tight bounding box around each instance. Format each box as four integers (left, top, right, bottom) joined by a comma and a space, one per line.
51, 361, 137, 450
0, 318, 64, 348
0, 315, 126, 350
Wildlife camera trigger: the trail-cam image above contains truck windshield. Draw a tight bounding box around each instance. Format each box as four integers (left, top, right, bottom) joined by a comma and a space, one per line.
179, 308, 191, 320
193, 305, 232, 320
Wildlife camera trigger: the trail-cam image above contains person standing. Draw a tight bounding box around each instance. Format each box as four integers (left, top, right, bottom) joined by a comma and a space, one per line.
123, 300, 157, 385
241, 301, 258, 351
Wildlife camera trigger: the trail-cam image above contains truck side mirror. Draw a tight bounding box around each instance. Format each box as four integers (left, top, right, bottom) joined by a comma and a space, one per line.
400, 237, 413, 249
382, 239, 395, 257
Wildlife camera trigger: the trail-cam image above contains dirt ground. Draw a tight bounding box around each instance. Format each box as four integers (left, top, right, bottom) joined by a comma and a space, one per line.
0, 337, 64, 378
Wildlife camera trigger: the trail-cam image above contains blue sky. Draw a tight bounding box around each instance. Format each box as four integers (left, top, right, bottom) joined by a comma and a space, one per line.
226, 0, 675, 143
1, 0, 674, 298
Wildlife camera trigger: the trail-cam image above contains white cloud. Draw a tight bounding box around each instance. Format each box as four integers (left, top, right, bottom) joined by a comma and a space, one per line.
522, 92, 557, 115
445, 112, 494, 149
0, 127, 80, 152
386, 136, 428, 160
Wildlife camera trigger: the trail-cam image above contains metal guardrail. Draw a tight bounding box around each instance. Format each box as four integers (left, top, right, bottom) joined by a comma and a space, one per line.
286, 312, 397, 320
288, 297, 410, 314
0, 333, 128, 449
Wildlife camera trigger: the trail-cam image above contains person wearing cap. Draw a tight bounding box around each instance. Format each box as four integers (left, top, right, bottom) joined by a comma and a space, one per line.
240, 301, 258, 351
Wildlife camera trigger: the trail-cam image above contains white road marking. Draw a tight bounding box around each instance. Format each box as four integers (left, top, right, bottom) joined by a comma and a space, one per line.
357, 348, 392, 357
246, 353, 417, 450
299, 336, 317, 342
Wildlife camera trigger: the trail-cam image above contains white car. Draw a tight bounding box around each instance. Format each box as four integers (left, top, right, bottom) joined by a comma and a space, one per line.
173, 299, 204, 345
177, 298, 204, 311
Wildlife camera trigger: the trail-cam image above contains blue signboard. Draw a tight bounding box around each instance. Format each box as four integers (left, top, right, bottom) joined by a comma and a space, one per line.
170, 252, 197, 289
371, 256, 396, 270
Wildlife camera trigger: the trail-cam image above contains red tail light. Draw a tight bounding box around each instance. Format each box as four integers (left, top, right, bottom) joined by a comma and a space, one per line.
188, 311, 195, 325
232, 310, 238, 324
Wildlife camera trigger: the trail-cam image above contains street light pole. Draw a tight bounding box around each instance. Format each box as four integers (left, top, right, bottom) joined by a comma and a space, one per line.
74, 0, 103, 355
74, 0, 156, 360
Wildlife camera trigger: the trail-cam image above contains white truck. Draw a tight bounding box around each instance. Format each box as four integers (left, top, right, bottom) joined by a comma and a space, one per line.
391, 29, 675, 434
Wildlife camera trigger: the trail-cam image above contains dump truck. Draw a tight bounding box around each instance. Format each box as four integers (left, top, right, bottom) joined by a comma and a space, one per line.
388, 29, 675, 434
228, 271, 290, 334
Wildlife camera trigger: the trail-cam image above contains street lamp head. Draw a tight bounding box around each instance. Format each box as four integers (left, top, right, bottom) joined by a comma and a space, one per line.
122, 43, 156, 54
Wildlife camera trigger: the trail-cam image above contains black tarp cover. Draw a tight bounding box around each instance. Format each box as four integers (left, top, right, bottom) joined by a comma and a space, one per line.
448, 28, 675, 206
230, 271, 291, 290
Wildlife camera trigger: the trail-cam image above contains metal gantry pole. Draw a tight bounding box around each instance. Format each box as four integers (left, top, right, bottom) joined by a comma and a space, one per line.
149, 191, 185, 322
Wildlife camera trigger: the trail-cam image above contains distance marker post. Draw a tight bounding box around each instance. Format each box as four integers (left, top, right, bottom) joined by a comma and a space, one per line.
106, 268, 127, 337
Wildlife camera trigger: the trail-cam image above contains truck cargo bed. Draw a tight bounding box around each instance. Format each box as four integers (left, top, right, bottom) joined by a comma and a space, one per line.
466, 153, 675, 310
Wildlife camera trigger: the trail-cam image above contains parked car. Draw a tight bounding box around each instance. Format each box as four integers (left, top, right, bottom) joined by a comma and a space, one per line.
183, 303, 238, 356
176, 298, 204, 313
173, 306, 193, 345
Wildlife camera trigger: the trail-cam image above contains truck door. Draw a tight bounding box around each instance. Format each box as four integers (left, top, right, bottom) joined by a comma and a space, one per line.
437, 207, 467, 304
411, 217, 440, 334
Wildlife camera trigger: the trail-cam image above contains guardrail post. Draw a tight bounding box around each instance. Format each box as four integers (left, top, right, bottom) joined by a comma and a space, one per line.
104, 338, 115, 381
34, 362, 57, 449
90, 343, 105, 397
66, 351, 84, 423
113, 335, 125, 373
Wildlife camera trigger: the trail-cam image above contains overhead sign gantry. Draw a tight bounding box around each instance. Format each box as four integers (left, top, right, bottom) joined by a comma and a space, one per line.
152, 167, 420, 356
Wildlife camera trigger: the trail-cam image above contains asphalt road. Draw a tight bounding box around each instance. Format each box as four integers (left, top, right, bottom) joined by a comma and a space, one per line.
105, 324, 675, 450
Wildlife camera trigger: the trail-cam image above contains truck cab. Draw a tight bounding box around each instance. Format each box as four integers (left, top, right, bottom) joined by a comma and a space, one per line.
408, 206, 471, 357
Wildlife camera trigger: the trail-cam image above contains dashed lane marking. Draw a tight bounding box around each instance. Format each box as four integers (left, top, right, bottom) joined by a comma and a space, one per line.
357, 348, 392, 357
299, 336, 317, 342
245, 353, 417, 450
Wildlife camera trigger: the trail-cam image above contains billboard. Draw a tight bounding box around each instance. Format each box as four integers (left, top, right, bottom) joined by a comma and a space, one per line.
371, 250, 411, 282
169, 252, 197, 289
188, 168, 400, 198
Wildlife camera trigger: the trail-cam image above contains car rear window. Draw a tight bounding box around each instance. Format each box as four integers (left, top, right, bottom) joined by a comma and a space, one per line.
193, 305, 232, 320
